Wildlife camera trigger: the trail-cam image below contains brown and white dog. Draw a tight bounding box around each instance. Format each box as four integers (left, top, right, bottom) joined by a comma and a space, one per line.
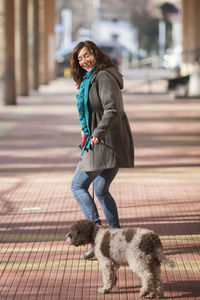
66, 219, 175, 298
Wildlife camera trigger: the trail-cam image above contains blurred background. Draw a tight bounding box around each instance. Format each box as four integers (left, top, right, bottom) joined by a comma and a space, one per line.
55, 0, 181, 75
0, 0, 200, 105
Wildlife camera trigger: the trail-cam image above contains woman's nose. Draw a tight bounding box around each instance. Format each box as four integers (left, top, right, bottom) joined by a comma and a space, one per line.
81, 57, 87, 64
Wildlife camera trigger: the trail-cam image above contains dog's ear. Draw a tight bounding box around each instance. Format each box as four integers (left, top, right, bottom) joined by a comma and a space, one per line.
70, 220, 96, 246
70, 228, 83, 246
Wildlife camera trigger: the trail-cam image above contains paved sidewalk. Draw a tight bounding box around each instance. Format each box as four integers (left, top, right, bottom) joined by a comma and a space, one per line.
0, 76, 200, 300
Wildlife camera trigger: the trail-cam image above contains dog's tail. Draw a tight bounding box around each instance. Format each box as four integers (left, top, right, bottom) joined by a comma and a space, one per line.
161, 256, 175, 268
156, 249, 175, 268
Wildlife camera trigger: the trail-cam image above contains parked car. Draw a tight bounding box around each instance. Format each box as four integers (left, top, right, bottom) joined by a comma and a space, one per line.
55, 41, 122, 77
96, 41, 122, 66
55, 46, 74, 77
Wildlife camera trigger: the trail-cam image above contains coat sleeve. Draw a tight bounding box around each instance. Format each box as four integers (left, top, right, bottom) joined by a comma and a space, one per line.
91, 71, 119, 140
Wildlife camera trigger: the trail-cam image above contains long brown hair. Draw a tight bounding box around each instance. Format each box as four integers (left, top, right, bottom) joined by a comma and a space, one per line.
70, 40, 118, 88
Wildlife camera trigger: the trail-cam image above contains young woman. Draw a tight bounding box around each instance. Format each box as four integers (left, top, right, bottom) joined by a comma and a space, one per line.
70, 40, 134, 258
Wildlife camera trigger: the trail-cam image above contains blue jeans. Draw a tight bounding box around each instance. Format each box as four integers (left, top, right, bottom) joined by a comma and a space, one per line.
71, 161, 120, 228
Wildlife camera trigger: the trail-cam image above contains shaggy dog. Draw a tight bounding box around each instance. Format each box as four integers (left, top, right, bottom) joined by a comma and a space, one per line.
66, 219, 175, 298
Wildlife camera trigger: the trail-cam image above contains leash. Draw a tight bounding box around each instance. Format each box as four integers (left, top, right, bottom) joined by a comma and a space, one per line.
92, 144, 95, 222
81, 134, 96, 222
91, 141, 115, 223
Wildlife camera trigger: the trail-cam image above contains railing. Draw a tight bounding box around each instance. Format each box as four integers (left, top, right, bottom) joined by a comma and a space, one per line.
182, 47, 200, 64
138, 56, 163, 68
138, 47, 200, 69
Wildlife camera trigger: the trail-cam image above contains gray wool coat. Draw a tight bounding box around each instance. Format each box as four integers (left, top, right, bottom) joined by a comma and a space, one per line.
80, 67, 134, 171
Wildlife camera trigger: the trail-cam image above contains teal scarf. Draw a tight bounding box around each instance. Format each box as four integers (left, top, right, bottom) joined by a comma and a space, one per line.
76, 68, 95, 155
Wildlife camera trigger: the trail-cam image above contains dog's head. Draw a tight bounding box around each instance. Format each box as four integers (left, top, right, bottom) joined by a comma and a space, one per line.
66, 219, 96, 246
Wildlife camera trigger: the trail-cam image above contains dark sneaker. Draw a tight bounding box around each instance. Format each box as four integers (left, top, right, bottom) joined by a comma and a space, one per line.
84, 248, 95, 259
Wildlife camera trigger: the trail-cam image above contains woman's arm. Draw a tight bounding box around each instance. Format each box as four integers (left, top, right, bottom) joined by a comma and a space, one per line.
91, 71, 119, 141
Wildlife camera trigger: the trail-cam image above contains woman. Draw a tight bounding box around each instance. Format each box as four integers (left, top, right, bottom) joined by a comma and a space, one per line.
70, 40, 134, 259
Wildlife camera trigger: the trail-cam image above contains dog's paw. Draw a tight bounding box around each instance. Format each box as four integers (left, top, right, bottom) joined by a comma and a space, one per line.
152, 292, 157, 298
98, 287, 108, 294
152, 292, 164, 299
139, 289, 150, 298
152, 289, 164, 298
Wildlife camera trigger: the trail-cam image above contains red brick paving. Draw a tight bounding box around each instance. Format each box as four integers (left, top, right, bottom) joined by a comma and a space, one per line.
0, 77, 200, 299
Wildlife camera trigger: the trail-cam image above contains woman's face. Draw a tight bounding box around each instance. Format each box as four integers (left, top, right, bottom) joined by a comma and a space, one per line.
77, 46, 96, 72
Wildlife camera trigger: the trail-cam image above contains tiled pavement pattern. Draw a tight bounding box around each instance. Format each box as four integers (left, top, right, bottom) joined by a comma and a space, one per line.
0, 77, 200, 300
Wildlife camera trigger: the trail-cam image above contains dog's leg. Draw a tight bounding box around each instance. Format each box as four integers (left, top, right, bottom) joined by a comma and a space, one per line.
128, 259, 154, 298
151, 265, 164, 299
138, 271, 154, 298
98, 261, 118, 294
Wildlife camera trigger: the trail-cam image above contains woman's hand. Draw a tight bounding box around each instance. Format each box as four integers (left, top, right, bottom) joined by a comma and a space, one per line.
91, 136, 100, 145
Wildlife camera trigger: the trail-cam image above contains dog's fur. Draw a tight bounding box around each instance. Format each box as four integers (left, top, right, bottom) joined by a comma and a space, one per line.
66, 220, 175, 298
